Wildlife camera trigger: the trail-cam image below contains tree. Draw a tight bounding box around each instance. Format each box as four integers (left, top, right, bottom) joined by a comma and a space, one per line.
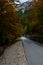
30, 0, 43, 37
0, 0, 22, 46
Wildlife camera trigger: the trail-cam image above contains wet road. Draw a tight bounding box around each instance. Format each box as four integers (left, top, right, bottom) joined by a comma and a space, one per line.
21, 37, 43, 65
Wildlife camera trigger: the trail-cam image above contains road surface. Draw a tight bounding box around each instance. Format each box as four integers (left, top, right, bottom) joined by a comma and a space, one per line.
21, 37, 43, 65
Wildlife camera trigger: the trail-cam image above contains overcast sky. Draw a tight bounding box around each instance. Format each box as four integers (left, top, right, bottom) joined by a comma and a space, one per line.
20, 0, 32, 3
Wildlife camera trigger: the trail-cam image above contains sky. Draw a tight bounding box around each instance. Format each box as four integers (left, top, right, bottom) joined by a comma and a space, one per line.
19, 0, 32, 3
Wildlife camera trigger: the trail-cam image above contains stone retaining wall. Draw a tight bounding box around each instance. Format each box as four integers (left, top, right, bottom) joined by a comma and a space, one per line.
0, 41, 28, 65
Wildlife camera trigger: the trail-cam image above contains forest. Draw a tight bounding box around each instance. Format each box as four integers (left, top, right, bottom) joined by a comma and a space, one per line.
0, 0, 43, 55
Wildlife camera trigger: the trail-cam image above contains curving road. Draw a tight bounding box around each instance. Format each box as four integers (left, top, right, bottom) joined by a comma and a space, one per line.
21, 37, 43, 65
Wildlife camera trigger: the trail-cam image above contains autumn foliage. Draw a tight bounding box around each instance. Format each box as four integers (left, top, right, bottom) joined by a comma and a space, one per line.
0, 0, 22, 46
29, 0, 43, 37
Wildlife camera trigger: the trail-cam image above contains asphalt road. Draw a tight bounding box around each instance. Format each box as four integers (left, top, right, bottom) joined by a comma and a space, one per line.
21, 37, 43, 65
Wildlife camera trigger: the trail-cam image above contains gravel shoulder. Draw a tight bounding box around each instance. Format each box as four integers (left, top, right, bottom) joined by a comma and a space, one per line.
0, 41, 28, 65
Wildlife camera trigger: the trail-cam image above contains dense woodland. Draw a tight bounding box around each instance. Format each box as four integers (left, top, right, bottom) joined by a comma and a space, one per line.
17, 0, 43, 42
0, 0, 22, 55
30, 0, 43, 36
26, 0, 43, 35
0, 0, 43, 55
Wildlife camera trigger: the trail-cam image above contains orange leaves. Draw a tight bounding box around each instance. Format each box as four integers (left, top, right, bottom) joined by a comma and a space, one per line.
0, 0, 22, 42
30, 0, 43, 36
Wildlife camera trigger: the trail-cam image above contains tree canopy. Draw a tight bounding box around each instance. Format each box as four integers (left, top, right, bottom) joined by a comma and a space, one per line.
0, 0, 22, 46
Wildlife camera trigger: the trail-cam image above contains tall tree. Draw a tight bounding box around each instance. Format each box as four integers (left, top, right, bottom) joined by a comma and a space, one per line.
0, 0, 22, 46
30, 0, 43, 36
